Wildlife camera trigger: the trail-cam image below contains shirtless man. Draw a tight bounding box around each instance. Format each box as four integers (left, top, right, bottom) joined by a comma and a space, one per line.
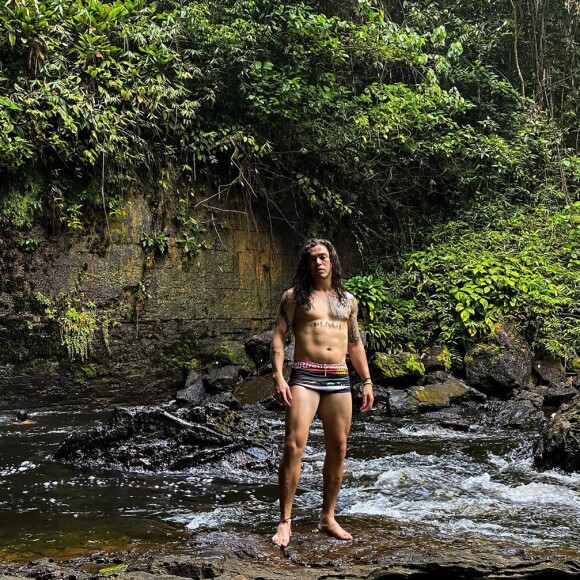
271, 239, 374, 548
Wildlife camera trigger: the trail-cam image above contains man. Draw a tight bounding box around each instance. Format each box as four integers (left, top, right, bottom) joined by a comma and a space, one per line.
270, 238, 374, 548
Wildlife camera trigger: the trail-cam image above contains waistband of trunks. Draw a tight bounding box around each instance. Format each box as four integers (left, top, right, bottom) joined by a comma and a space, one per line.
292, 360, 348, 372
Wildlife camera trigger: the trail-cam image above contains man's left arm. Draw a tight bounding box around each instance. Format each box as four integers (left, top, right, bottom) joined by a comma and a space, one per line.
347, 297, 374, 413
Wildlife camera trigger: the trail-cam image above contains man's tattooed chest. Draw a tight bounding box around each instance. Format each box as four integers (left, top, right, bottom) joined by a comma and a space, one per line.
327, 294, 350, 320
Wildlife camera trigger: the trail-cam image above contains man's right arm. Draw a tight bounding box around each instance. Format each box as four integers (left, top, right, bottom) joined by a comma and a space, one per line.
271, 290, 294, 407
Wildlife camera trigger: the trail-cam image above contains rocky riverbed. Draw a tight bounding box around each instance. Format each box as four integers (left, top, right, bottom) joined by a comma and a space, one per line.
1, 527, 580, 579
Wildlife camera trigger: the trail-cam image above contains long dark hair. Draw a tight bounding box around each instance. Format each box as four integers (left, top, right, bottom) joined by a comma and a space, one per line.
292, 239, 347, 309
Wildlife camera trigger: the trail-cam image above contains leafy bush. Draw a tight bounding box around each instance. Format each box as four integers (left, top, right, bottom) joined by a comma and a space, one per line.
0, 0, 573, 252
348, 203, 580, 360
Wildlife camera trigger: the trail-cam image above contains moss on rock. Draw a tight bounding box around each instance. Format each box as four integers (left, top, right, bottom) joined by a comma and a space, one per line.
371, 352, 425, 386
215, 340, 254, 368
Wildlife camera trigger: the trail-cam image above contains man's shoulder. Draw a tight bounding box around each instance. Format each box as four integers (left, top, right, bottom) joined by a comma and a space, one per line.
344, 290, 355, 301
281, 288, 296, 302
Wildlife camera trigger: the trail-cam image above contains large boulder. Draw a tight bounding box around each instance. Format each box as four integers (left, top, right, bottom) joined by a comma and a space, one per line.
482, 391, 545, 429
204, 365, 242, 393
371, 352, 425, 387
387, 378, 485, 417
465, 324, 531, 395
534, 394, 580, 472
533, 358, 566, 386
213, 340, 254, 368
176, 367, 242, 408
54, 404, 276, 472
420, 345, 452, 373
244, 331, 273, 367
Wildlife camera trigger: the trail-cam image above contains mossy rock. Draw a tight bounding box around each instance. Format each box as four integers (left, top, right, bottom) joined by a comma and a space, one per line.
567, 358, 580, 374
371, 352, 425, 387
465, 323, 531, 395
421, 345, 452, 372
214, 340, 254, 368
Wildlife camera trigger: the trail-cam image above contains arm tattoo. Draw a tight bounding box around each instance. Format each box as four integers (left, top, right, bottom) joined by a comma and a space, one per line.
276, 303, 293, 336
347, 298, 361, 344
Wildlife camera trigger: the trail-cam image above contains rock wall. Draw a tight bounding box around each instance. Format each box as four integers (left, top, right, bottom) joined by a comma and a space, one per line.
1, 188, 345, 410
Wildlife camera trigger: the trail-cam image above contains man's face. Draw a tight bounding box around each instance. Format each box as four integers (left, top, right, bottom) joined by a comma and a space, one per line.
309, 244, 332, 280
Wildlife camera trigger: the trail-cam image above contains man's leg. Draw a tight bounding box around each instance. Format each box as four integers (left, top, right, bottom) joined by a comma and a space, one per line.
272, 386, 320, 547
316, 391, 353, 540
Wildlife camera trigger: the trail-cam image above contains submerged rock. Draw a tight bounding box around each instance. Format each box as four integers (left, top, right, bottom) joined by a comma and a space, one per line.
54, 404, 276, 472
534, 394, 580, 472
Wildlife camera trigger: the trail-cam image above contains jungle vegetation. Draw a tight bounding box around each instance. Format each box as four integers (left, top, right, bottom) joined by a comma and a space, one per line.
0, 0, 579, 359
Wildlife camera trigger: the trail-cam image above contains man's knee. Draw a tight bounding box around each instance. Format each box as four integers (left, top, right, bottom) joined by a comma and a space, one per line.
283, 436, 307, 459
325, 437, 348, 458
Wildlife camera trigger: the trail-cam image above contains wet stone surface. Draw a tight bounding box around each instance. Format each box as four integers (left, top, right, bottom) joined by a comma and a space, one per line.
53, 404, 277, 472
1, 528, 580, 579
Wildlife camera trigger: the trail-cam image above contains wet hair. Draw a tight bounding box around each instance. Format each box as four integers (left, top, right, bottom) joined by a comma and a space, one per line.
292, 238, 347, 309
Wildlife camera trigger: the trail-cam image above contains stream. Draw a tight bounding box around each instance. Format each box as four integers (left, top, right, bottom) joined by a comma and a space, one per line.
1, 407, 580, 562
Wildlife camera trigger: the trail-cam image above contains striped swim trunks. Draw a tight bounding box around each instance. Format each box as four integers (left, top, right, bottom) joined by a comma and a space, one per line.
289, 360, 350, 394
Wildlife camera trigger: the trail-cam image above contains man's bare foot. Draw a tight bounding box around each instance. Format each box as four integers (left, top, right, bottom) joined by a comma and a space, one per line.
272, 518, 292, 548
318, 518, 353, 540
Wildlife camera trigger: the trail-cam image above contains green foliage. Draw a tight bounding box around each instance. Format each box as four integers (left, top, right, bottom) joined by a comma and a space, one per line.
0, 0, 573, 250
35, 292, 98, 361
140, 231, 169, 255
174, 198, 207, 257
349, 202, 580, 360
17, 235, 39, 251
345, 274, 389, 321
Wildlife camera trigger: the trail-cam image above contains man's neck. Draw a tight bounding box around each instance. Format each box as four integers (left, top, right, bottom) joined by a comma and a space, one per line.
312, 279, 332, 293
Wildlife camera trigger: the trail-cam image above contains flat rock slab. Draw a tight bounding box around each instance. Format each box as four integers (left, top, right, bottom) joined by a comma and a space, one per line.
3, 523, 580, 579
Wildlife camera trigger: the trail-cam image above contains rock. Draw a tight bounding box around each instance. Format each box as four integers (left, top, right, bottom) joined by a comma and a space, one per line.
387, 378, 485, 416
2, 525, 580, 579
371, 352, 425, 387
534, 394, 580, 472
15, 409, 28, 422
533, 358, 565, 386
233, 374, 275, 406
440, 419, 471, 432
532, 383, 579, 408
420, 345, 452, 372
54, 404, 276, 472
423, 370, 452, 384
244, 331, 273, 367
175, 369, 205, 405
482, 391, 545, 429
204, 365, 242, 393
214, 340, 254, 368
465, 323, 532, 395
352, 382, 390, 413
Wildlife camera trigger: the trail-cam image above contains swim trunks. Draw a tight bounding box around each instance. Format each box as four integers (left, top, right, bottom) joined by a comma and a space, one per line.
289, 360, 350, 393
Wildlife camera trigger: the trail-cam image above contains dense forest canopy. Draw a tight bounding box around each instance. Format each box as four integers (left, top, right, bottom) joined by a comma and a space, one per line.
0, 0, 579, 358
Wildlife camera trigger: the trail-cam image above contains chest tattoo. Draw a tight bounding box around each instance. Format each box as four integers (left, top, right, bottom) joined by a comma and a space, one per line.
314, 321, 343, 329
327, 294, 349, 320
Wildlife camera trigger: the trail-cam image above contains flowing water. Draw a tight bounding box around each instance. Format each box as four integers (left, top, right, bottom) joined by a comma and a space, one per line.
1, 408, 580, 561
